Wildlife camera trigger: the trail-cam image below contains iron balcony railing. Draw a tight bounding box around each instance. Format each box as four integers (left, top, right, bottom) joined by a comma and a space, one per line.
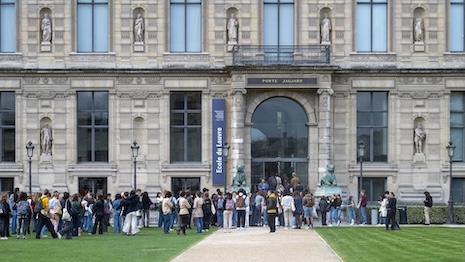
232, 45, 330, 66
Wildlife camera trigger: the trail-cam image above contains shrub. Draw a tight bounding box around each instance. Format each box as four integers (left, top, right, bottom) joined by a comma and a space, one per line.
354, 206, 465, 224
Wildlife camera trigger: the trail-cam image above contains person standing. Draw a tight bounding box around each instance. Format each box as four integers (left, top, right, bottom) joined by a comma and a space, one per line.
292, 191, 303, 229
223, 193, 235, 233
386, 192, 399, 230
281, 191, 295, 230
319, 196, 330, 226
358, 190, 368, 225
121, 190, 140, 236
177, 192, 191, 235
160, 191, 173, 234
192, 192, 204, 233
266, 190, 278, 233
35, 189, 59, 239
202, 192, 213, 231
215, 192, 224, 228
423, 191, 433, 225
346, 195, 357, 226
378, 193, 388, 225
91, 194, 105, 235
16, 192, 31, 239
112, 193, 123, 233
0, 191, 11, 239
141, 192, 152, 228
290, 172, 300, 191
235, 190, 248, 231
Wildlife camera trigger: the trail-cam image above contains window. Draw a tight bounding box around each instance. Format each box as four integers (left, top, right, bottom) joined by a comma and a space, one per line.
0, 92, 14, 162
264, 0, 294, 62
357, 92, 388, 162
451, 0, 465, 52
450, 92, 465, 161
78, 177, 107, 196
77, 91, 108, 162
359, 177, 386, 203
170, 0, 201, 52
0, 0, 15, 52
170, 92, 201, 162
452, 178, 465, 205
356, 0, 387, 52
77, 0, 108, 52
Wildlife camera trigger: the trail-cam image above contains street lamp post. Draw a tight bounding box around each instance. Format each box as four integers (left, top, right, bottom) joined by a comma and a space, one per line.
358, 140, 365, 196
222, 142, 230, 194
26, 141, 34, 195
131, 141, 139, 191
446, 141, 456, 224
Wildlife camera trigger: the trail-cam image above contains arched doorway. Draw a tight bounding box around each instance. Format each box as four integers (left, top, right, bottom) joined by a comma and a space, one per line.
251, 97, 308, 190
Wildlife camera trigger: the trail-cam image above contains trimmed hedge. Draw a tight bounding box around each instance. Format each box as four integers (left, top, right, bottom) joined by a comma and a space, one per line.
356, 206, 465, 224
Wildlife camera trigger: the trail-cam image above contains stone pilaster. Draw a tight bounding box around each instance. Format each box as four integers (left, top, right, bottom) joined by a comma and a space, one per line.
317, 87, 334, 181
230, 85, 247, 188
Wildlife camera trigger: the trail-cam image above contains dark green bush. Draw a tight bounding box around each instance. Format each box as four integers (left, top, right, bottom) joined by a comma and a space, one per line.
357, 206, 464, 224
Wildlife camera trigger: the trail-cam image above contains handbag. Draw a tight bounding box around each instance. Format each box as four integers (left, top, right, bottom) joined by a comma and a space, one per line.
62, 199, 72, 221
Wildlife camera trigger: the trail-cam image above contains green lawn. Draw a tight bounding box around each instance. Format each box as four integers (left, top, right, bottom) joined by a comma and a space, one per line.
1, 227, 213, 262
315, 226, 465, 262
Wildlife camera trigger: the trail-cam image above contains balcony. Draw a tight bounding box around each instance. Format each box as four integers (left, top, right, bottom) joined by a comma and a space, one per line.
232, 45, 330, 66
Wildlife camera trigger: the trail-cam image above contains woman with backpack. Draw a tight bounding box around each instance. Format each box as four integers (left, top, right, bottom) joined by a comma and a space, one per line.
223, 192, 235, 233
293, 191, 303, 229
16, 192, 30, 239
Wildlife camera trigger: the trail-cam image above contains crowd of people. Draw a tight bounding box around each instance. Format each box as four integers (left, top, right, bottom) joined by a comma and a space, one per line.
0, 173, 435, 240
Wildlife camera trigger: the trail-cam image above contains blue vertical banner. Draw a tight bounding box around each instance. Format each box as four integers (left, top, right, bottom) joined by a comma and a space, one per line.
212, 98, 226, 185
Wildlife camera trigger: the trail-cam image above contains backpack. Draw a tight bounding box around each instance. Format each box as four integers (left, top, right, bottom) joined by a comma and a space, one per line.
104, 201, 111, 215
305, 195, 314, 207
236, 196, 245, 208
225, 199, 235, 210
17, 201, 29, 216
217, 198, 224, 210
34, 198, 43, 213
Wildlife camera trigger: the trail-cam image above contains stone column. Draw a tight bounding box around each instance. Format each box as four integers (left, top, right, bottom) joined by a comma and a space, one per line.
230, 84, 247, 188
317, 87, 334, 181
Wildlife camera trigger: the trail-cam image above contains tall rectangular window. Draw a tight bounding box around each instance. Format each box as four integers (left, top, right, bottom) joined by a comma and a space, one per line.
357, 92, 388, 162
451, 0, 465, 52
0, 0, 15, 52
170, 92, 201, 162
264, 0, 294, 62
356, 0, 387, 52
77, 0, 108, 52
0, 92, 14, 162
170, 0, 201, 52
77, 91, 108, 162
450, 92, 465, 161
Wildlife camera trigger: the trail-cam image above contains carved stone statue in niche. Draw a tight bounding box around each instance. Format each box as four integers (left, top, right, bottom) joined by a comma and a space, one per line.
40, 123, 53, 155
320, 13, 332, 43
414, 123, 426, 154
227, 13, 239, 45
134, 13, 144, 43
41, 13, 52, 43
414, 17, 424, 43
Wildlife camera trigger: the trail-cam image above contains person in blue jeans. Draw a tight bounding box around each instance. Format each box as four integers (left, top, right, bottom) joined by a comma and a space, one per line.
112, 193, 123, 233
161, 191, 174, 234
346, 195, 356, 225
192, 192, 204, 233
358, 190, 368, 224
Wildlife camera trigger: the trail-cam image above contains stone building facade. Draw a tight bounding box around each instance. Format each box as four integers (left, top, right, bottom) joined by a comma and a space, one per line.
0, 0, 464, 204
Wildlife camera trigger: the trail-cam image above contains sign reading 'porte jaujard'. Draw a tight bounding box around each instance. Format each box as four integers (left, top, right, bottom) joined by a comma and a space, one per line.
247, 77, 318, 85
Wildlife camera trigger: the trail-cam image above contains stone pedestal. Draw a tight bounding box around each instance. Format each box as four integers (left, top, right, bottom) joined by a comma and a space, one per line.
40, 153, 52, 163
414, 42, 425, 52
134, 42, 145, 52
413, 153, 426, 163
227, 43, 236, 52
40, 42, 51, 52
313, 186, 342, 198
